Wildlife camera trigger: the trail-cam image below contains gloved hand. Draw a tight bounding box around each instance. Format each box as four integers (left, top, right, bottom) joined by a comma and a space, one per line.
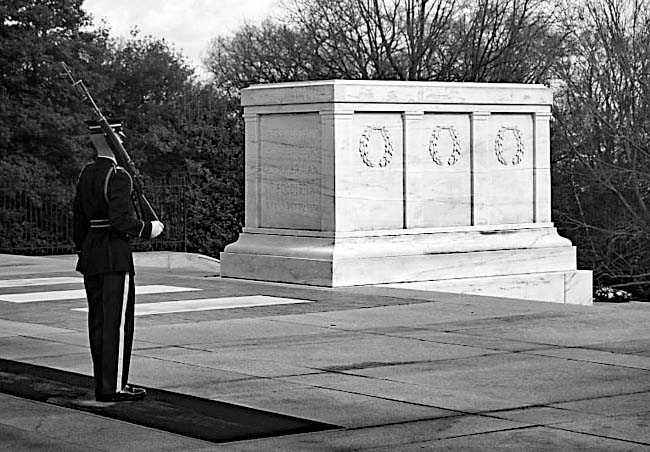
150, 220, 164, 239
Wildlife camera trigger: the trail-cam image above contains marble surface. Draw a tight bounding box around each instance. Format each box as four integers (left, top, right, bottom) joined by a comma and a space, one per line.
241, 80, 553, 107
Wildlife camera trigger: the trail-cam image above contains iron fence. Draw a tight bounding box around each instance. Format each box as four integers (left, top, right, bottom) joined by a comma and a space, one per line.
0, 180, 187, 255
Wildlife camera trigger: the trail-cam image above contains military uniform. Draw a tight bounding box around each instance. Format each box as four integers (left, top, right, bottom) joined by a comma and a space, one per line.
73, 156, 152, 400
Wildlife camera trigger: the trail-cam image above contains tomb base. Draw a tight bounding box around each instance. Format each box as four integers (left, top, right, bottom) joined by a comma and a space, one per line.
220, 224, 592, 304
382, 271, 593, 305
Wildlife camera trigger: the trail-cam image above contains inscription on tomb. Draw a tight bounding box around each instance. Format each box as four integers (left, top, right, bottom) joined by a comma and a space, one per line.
263, 163, 321, 216
259, 113, 322, 229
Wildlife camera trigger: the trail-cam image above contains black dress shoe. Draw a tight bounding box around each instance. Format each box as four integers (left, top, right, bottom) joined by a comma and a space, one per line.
96, 385, 147, 402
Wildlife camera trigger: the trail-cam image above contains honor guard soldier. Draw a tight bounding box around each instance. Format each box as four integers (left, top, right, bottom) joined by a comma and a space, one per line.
73, 120, 164, 402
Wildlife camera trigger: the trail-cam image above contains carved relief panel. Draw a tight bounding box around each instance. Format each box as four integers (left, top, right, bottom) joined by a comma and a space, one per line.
483, 114, 534, 224
338, 113, 404, 231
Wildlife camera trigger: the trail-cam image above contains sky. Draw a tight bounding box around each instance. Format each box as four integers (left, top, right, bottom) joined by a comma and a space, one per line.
82, 0, 282, 78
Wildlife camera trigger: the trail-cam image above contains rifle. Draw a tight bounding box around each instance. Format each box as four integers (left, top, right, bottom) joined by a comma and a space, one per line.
61, 62, 159, 222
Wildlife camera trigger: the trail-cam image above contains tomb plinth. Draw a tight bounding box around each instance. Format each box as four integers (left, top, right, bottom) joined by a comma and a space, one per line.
220, 80, 592, 305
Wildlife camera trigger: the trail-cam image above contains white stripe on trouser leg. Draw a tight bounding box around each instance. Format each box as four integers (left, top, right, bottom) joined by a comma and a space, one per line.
115, 273, 129, 392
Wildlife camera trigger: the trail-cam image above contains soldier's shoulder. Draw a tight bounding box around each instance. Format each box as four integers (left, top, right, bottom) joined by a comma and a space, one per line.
80, 160, 96, 172
114, 166, 133, 180
76, 161, 96, 182
110, 166, 134, 190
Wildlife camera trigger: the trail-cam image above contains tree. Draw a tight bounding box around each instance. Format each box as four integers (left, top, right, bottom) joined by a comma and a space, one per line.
205, 0, 567, 89
552, 0, 650, 295
1, 4, 244, 257
0, 0, 109, 181
205, 20, 324, 95
99, 30, 197, 179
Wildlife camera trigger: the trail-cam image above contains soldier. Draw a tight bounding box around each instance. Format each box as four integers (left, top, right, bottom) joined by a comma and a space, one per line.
73, 122, 164, 402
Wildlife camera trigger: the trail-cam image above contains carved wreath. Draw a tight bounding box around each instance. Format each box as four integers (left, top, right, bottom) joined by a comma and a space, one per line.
428, 126, 462, 166
358, 126, 394, 168
494, 126, 525, 166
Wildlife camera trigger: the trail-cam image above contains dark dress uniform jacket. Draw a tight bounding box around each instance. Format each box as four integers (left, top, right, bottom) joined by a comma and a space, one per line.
73, 157, 152, 275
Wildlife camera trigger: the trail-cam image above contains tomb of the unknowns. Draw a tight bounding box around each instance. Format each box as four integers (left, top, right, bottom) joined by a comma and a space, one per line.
220, 80, 592, 305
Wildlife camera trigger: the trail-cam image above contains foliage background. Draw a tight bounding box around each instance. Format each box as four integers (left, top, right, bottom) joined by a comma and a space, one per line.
2, 0, 650, 298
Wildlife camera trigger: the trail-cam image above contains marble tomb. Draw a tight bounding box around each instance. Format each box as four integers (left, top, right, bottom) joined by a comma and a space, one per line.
220, 80, 592, 305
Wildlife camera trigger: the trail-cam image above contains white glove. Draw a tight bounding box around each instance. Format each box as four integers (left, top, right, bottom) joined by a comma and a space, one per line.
150, 221, 164, 239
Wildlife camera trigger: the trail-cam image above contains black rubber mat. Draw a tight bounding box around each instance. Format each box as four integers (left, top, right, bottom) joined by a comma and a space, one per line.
0, 358, 338, 443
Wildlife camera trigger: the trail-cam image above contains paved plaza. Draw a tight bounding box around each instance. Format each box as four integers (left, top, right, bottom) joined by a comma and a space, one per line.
0, 252, 648, 451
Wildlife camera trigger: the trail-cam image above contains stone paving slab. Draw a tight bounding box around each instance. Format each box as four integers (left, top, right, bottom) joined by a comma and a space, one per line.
187, 334, 503, 372
0, 336, 88, 360
0, 318, 76, 336
260, 302, 575, 331
134, 345, 319, 378
134, 318, 339, 346
344, 352, 650, 410
0, 423, 98, 452
556, 411, 650, 445
16, 353, 94, 376
278, 371, 517, 412
445, 306, 650, 347
219, 385, 458, 428
128, 355, 255, 390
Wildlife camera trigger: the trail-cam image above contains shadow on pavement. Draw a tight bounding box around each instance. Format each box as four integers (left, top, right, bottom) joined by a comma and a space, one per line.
0, 358, 338, 443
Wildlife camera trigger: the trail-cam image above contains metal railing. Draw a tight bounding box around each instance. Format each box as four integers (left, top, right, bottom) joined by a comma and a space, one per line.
0, 180, 187, 255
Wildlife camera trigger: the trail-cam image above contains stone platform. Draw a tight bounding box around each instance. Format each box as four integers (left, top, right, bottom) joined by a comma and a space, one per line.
0, 253, 647, 450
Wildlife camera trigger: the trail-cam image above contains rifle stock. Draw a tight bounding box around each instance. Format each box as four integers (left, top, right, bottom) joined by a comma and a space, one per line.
61, 62, 159, 222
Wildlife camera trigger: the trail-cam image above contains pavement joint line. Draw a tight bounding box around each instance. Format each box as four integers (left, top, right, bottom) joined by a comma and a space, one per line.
437, 329, 575, 348
544, 389, 650, 407
340, 414, 534, 438
332, 351, 513, 369
2, 352, 90, 361
545, 424, 650, 446
338, 412, 470, 431
471, 403, 574, 417
271, 372, 481, 413
131, 352, 274, 381
518, 349, 650, 370
348, 328, 549, 351
407, 424, 545, 443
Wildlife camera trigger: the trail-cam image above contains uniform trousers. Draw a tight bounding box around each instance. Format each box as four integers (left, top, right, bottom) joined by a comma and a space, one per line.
83, 272, 135, 398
